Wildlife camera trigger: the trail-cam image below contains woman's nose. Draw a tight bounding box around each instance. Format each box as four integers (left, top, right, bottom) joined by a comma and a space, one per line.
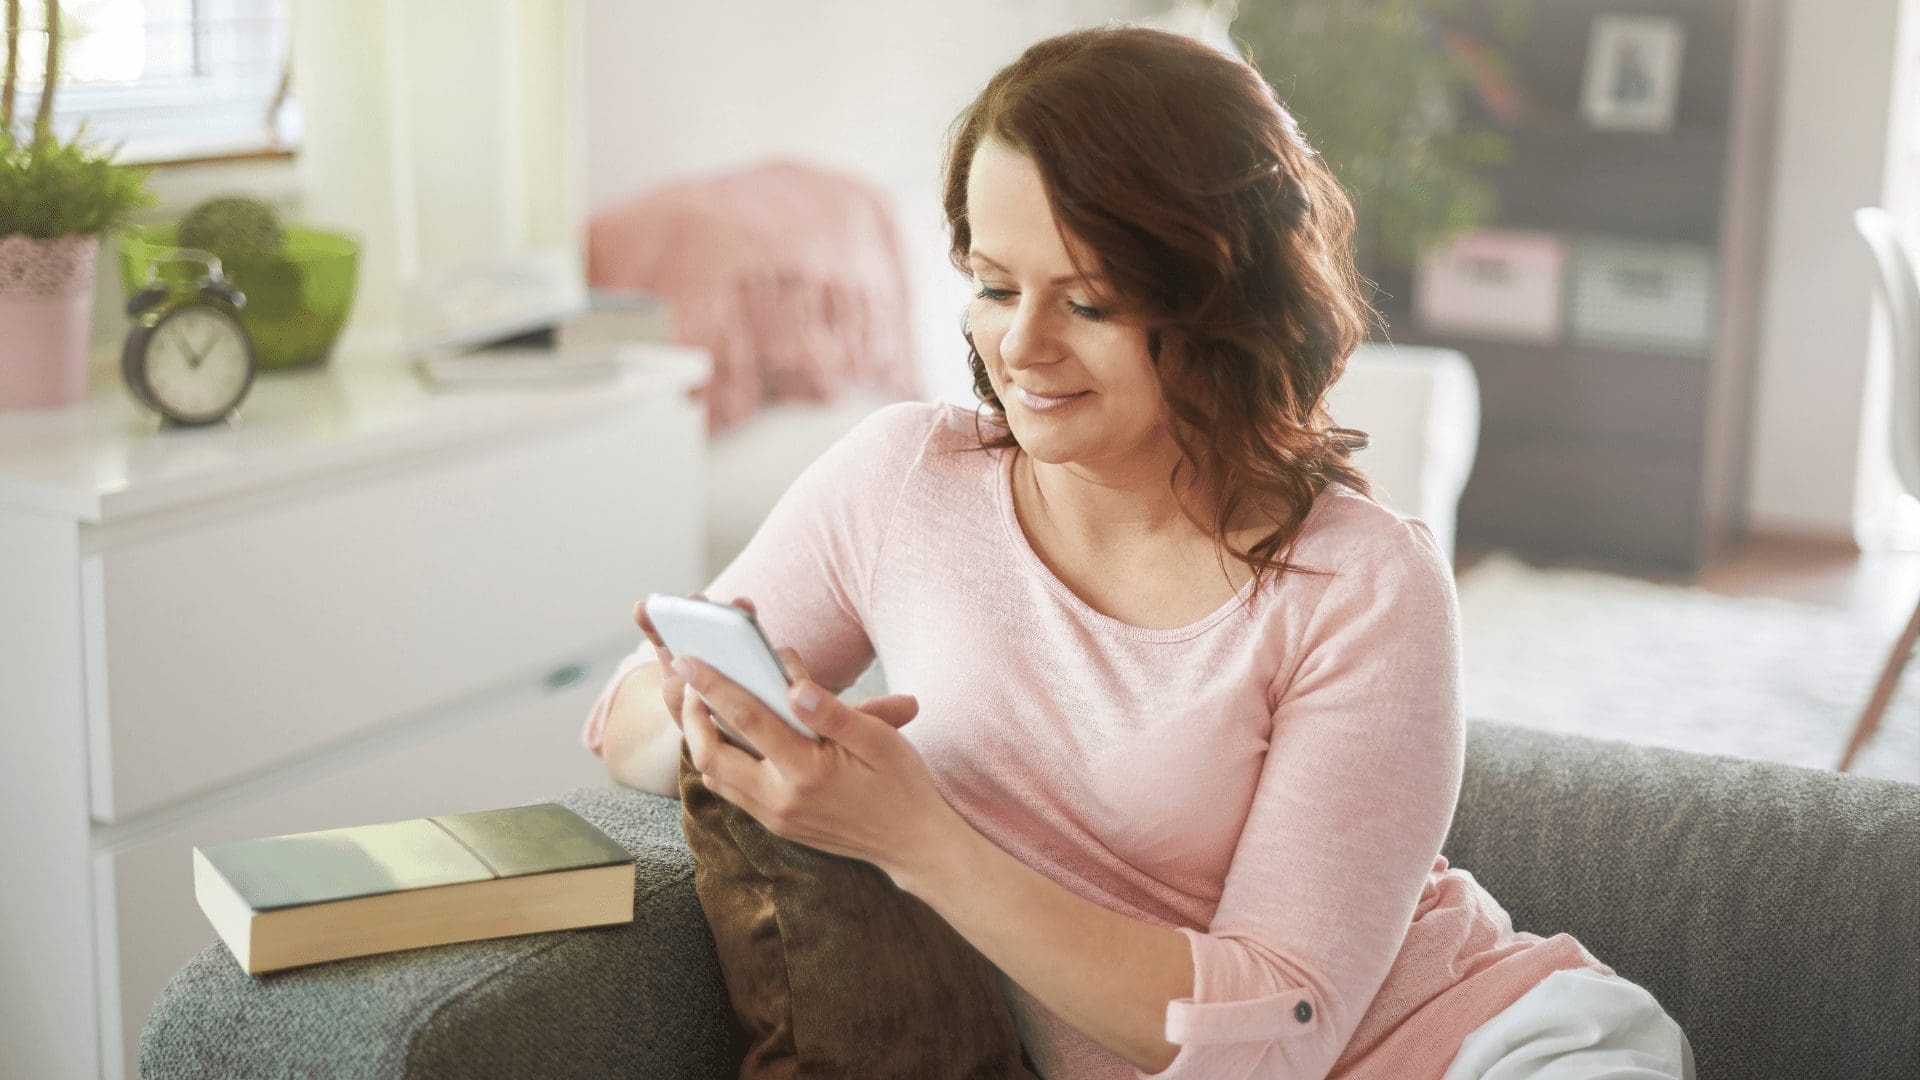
999, 299, 1059, 370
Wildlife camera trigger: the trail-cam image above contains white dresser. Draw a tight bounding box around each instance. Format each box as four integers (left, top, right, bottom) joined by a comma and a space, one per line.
0, 344, 709, 1080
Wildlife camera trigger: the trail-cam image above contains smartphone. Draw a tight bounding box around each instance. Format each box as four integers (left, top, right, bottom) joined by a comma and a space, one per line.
643, 593, 820, 758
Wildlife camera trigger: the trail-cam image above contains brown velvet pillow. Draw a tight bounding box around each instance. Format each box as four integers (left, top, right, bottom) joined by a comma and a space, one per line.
677, 742, 1041, 1078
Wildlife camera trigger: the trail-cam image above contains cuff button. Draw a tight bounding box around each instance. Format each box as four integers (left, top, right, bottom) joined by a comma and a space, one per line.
1294, 1000, 1313, 1023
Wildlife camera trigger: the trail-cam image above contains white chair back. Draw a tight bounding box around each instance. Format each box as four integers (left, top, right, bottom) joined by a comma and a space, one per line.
1854, 207, 1920, 498
1330, 344, 1482, 563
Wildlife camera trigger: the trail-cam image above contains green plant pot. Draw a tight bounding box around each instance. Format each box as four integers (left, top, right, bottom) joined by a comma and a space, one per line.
119, 225, 360, 371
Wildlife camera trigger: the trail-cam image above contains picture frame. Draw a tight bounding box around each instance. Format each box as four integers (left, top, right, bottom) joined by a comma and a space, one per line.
1579, 14, 1687, 133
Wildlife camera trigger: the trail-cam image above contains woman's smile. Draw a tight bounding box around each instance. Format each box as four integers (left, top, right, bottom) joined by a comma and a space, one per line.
1016, 385, 1092, 412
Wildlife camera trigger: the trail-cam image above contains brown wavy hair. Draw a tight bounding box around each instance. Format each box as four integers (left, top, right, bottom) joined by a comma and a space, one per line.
943, 26, 1377, 611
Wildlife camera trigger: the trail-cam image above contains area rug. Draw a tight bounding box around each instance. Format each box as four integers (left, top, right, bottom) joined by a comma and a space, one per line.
1456, 552, 1919, 784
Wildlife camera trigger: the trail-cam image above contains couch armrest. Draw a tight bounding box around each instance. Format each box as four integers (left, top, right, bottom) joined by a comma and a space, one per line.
140, 786, 744, 1080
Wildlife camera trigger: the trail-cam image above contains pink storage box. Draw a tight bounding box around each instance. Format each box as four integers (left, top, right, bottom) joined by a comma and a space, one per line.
1414, 229, 1567, 343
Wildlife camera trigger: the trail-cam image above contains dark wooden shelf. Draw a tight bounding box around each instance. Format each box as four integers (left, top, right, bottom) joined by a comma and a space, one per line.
1386, 332, 1714, 450
1458, 431, 1708, 571
1488, 124, 1729, 245
1356, 0, 1762, 570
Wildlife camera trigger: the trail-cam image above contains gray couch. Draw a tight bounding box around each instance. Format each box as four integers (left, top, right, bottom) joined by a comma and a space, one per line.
141, 721, 1920, 1078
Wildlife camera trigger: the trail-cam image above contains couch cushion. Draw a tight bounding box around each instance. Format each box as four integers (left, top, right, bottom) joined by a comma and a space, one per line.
674, 741, 1037, 1077
1445, 720, 1920, 1079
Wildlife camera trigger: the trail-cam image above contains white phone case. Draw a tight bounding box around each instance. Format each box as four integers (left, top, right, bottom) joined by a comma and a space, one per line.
643, 593, 820, 757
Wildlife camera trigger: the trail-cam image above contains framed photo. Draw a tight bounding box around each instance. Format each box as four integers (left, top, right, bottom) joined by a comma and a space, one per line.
1580, 14, 1686, 133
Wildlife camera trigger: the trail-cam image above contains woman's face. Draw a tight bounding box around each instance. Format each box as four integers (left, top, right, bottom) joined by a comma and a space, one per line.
965, 137, 1167, 470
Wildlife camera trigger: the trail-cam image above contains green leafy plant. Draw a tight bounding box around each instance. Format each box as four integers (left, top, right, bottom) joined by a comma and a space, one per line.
0, 0, 153, 239
180, 195, 286, 256
1232, 0, 1531, 272
0, 127, 153, 237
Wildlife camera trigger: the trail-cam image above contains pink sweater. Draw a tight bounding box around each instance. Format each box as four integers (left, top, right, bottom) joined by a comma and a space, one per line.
583, 401, 1610, 1079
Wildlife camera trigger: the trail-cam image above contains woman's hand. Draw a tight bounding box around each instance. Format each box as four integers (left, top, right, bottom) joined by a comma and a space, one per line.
633, 592, 922, 733
672, 636, 961, 878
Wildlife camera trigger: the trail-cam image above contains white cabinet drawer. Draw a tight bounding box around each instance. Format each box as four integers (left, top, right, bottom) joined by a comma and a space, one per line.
93, 666, 632, 1080
84, 399, 702, 822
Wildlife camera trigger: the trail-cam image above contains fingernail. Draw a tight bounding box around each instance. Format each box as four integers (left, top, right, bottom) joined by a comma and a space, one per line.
792, 681, 821, 714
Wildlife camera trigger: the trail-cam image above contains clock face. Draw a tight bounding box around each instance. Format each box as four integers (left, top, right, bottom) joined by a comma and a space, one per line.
143, 306, 253, 423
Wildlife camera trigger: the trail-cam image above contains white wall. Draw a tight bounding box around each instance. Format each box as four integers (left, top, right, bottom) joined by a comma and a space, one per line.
583, 0, 1151, 408
1745, 0, 1908, 539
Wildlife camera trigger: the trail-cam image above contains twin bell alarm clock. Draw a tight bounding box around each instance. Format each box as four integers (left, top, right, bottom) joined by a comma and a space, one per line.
121, 249, 257, 426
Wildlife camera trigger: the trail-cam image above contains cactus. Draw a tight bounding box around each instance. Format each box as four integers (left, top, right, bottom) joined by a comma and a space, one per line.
179, 195, 285, 257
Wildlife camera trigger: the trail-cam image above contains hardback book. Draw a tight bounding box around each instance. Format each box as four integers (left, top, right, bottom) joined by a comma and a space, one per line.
194, 802, 634, 975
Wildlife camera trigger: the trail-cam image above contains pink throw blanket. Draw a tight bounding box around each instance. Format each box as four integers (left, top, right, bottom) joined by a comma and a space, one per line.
586, 160, 923, 435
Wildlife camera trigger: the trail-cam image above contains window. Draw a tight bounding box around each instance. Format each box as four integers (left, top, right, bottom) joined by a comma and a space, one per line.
4, 0, 296, 164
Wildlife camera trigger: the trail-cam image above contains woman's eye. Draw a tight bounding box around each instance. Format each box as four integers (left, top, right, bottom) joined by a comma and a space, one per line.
971, 282, 1102, 321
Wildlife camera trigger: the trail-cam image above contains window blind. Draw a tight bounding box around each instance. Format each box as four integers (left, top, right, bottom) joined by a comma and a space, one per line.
3, 0, 297, 164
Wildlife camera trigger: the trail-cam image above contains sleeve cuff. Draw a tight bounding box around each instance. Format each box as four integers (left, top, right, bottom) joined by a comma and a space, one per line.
1137, 981, 1328, 1080
1165, 984, 1325, 1045
1165, 925, 1329, 1046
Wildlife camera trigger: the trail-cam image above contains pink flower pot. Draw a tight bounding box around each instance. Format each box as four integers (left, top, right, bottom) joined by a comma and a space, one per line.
0, 234, 101, 410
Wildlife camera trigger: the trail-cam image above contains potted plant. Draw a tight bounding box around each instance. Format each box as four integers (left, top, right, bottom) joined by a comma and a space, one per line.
0, 0, 153, 409
1231, 0, 1531, 318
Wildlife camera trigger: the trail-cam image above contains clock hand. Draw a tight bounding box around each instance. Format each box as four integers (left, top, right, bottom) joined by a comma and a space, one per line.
178, 332, 217, 370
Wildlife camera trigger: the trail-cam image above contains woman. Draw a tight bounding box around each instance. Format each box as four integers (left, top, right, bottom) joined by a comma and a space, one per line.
585, 26, 1694, 1080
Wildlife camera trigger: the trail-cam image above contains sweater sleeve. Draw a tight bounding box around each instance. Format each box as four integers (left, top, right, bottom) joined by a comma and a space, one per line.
582, 400, 936, 756
1142, 518, 1465, 1079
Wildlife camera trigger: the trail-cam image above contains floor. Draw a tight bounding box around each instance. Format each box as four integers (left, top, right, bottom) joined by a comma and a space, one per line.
1689, 535, 1920, 639
1458, 533, 1920, 775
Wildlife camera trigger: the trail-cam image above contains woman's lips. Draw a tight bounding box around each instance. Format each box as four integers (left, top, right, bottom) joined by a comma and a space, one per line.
1016, 386, 1091, 412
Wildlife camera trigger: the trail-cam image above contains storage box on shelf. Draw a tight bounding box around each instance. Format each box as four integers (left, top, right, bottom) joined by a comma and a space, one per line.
1414, 229, 1568, 345
1567, 237, 1718, 358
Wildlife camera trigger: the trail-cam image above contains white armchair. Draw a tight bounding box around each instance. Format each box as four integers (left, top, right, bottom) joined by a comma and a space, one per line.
1329, 343, 1482, 564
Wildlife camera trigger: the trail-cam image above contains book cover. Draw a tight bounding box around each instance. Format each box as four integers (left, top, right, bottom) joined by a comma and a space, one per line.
194, 802, 634, 973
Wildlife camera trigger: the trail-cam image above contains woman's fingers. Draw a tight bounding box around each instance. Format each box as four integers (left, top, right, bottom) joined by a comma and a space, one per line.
675, 656, 812, 766
681, 678, 770, 784
854, 693, 920, 730
660, 659, 688, 731
682, 688, 739, 783
634, 590, 759, 733
775, 645, 810, 685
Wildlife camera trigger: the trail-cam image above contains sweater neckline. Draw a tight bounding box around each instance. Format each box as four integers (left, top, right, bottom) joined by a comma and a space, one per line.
993, 442, 1256, 643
